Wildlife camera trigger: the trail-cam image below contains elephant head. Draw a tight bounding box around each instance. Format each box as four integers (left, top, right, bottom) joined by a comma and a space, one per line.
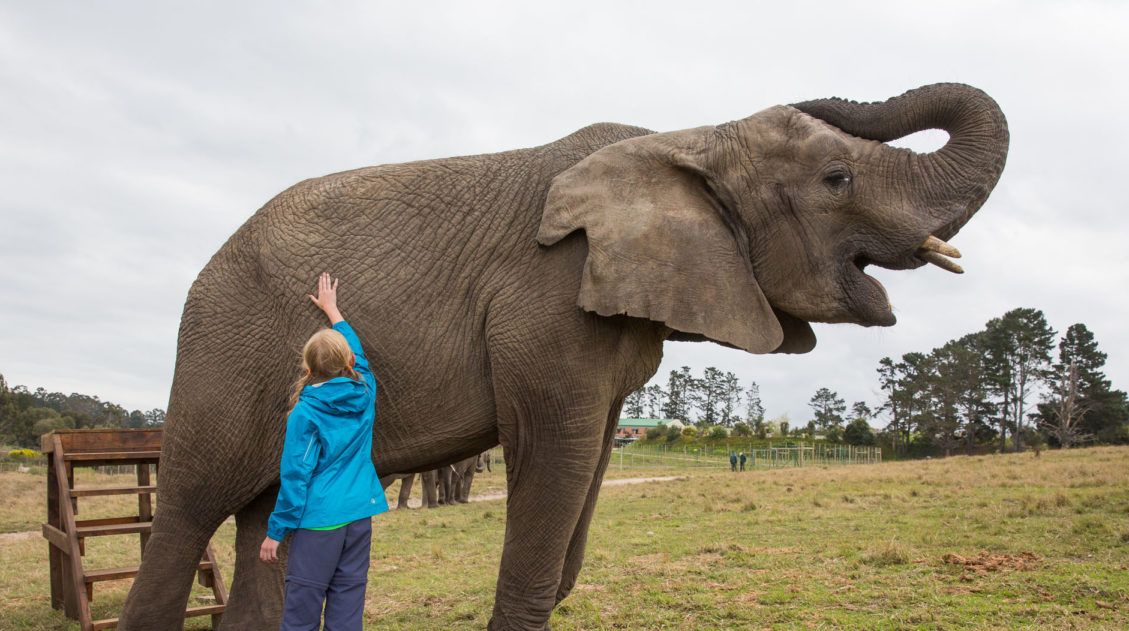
537, 83, 1008, 354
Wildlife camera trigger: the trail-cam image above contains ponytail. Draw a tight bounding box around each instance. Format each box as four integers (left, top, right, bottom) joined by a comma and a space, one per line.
288, 370, 313, 410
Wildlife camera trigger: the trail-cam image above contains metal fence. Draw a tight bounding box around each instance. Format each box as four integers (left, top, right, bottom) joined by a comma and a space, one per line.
0, 461, 140, 476
1, 442, 879, 478
612, 441, 881, 470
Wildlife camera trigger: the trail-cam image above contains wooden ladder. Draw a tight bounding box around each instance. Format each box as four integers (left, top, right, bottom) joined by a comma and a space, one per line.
41, 429, 227, 630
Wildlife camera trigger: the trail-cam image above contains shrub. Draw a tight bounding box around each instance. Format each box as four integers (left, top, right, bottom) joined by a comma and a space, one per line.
665, 425, 682, 443
844, 417, 876, 446
8, 448, 40, 460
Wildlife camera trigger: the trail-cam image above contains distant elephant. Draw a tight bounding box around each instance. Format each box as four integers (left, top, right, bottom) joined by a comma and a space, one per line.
119, 83, 1008, 631
436, 454, 479, 505
384, 470, 439, 509
452, 452, 484, 503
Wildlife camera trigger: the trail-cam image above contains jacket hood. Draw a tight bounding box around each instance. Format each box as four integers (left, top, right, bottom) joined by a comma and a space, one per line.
301, 377, 370, 416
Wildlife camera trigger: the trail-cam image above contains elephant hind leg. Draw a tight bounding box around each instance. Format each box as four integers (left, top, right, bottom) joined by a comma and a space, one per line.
118, 503, 225, 631
218, 485, 286, 630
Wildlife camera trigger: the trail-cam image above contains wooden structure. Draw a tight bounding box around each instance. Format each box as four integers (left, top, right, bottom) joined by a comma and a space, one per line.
41, 429, 227, 630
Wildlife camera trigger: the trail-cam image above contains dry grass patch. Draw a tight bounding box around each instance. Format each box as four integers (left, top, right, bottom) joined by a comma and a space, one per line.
2, 447, 1129, 629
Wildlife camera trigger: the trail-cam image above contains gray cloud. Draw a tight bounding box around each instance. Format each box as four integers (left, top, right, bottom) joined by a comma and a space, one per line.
1, 1, 1126, 424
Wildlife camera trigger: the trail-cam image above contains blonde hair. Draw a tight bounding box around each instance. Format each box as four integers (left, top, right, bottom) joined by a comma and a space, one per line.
288, 328, 361, 408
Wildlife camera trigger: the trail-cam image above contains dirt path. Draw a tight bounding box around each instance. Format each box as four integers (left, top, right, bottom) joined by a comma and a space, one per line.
0, 475, 688, 539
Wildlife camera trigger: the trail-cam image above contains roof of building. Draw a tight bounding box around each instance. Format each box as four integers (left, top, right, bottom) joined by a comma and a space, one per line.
617, 417, 678, 428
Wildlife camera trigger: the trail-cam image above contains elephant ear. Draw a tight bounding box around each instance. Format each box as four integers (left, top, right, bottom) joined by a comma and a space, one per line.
537, 128, 784, 354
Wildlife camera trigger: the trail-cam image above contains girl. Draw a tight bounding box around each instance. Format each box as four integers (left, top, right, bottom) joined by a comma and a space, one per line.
260, 272, 389, 630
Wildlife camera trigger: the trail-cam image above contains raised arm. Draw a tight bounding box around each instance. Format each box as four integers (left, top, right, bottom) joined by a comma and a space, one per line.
307, 272, 375, 391
332, 320, 375, 391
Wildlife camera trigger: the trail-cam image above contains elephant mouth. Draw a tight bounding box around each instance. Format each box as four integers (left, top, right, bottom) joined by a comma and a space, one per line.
848, 255, 896, 326
847, 233, 963, 326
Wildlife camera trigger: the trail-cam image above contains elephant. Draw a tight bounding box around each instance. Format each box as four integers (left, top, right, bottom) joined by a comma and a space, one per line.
384, 451, 483, 508
449, 452, 485, 503
383, 470, 440, 509
118, 83, 1008, 630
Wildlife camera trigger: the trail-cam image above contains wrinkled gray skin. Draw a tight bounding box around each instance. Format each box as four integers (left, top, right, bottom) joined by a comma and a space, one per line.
119, 84, 1008, 630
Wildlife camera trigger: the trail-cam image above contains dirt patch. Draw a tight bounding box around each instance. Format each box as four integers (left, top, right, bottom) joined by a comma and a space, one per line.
0, 531, 37, 543
942, 550, 1040, 580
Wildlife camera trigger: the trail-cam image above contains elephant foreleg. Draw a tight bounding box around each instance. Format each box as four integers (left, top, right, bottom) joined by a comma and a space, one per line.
219, 485, 286, 630
457, 466, 475, 503
397, 474, 415, 509
555, 402, 622, 605
421, 469, 439, 508
439, 466, 454, 505
487, 398, 605, 631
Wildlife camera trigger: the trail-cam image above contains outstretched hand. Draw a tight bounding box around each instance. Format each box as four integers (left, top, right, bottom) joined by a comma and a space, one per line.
308, 272, 344, 324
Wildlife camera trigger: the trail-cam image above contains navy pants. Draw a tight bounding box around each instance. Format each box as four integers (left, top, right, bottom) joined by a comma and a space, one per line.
281, 518, 371, 631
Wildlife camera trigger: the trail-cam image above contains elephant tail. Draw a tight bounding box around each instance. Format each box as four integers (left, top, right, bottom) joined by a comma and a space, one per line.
117, 501, 224, 630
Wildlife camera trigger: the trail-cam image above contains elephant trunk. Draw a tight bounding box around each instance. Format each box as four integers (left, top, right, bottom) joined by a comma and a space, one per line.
791, 83, 1009, 242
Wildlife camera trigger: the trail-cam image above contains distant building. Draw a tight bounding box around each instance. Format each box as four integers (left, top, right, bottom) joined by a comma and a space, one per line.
616, 418, 683, 440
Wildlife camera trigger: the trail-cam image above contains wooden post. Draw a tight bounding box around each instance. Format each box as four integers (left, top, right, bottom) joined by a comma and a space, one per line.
51, 434, 92, 629
46, 450, 64, 611
137, 463, 152, 556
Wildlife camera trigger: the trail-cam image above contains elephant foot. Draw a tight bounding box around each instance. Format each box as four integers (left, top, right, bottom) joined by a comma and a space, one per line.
487, 612, 551, 631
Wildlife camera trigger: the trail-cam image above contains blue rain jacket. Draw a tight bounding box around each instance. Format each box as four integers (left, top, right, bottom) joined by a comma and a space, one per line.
266, 320, 389, 541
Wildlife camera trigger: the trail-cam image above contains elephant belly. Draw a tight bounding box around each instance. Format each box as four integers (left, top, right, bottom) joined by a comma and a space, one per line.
361, 333, 500, 476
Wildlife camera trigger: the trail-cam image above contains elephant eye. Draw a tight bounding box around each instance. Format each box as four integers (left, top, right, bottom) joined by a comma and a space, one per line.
824, 171, 852, 191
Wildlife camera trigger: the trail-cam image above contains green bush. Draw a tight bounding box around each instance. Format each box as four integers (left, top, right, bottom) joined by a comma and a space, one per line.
666, 425, 683, 443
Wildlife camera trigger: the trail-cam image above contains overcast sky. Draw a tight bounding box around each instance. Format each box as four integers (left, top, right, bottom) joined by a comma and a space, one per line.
2, 1, 1126, 425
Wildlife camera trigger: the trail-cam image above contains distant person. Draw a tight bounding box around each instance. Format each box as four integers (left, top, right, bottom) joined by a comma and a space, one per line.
739, 452, 747, 471
729, 451, 738, 472
260, 272, 389, 631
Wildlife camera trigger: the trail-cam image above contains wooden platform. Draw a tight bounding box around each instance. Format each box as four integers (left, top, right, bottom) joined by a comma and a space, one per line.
41, 429, 227, 631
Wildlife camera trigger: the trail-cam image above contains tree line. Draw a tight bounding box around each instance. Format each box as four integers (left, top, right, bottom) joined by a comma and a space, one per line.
623, 366, 760, 428
873, 308, 1126, 456
0, 373, 166, 448
622, 307, 1127, 456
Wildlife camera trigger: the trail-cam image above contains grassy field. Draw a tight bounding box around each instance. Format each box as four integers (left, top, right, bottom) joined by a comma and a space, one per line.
1, 447, 1127, 629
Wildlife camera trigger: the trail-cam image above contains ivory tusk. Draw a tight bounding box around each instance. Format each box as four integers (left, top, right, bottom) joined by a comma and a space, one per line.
920, 235, 962, 258
916, 250, 964, 274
